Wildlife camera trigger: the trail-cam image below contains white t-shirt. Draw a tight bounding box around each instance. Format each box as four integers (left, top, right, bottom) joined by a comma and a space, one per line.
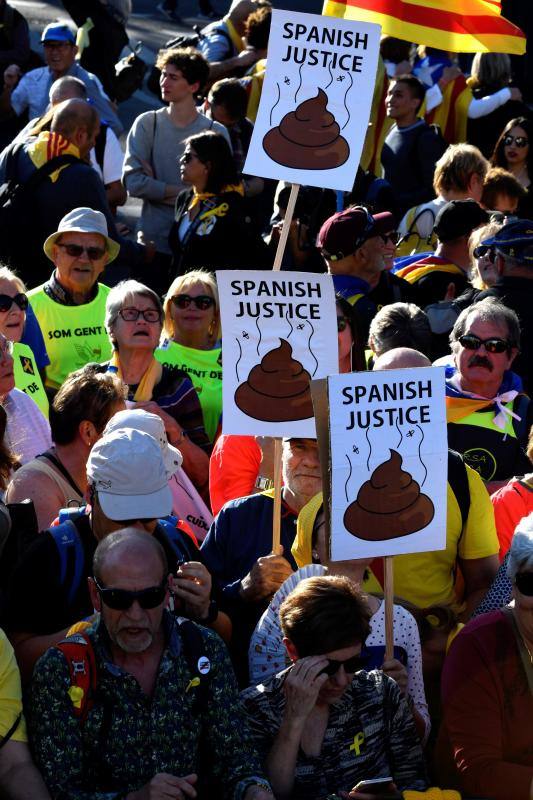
4, 388, 52, 466
89, 125, 124, 185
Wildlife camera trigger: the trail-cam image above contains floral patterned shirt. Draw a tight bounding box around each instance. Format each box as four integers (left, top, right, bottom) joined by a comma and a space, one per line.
28, 613, 267, 799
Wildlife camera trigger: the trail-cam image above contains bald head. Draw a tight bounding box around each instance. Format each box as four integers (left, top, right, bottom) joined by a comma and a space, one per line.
373, 347, 432, 370
51, 98, 98, 143
50, 76, 87, 106
93, 528, 168, 584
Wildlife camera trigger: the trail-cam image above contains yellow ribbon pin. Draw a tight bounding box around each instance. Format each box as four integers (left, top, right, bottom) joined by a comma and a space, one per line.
68, 686, 84, 709
349, 731, 365, 756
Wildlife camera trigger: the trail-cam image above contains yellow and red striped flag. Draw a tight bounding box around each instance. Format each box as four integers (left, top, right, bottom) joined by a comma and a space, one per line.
322, 0, 526, 55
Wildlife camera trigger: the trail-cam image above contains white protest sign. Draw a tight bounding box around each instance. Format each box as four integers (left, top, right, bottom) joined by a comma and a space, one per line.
329, 367, 447, 559
243, 10, 381, 191
217, 270, 338, 437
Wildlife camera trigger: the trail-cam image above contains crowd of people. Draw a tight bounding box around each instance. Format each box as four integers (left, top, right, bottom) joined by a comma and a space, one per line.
0, 0, 532, 798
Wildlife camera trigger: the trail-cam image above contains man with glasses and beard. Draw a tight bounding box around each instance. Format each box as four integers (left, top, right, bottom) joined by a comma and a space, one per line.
28, 529, 273, 800
446, 298, 533, 492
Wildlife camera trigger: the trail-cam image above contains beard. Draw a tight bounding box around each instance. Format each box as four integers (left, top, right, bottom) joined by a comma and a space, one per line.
112, 626, 154, 654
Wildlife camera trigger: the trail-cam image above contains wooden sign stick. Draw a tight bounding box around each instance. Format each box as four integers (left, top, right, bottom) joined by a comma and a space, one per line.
270, 182, 300, 554
384, 556, 394, 661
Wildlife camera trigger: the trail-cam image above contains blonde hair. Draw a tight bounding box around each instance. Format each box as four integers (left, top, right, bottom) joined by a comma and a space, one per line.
470, 53, 511, 91
468, 221, 503, 289
0, 266, 26, 293
433, 144, 489, 196
163, 270, 220, 342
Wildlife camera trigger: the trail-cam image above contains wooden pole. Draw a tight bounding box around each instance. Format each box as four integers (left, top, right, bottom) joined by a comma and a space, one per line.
384, 556, 394, 661
272, 183, 300, 271
271, 183, 300, 554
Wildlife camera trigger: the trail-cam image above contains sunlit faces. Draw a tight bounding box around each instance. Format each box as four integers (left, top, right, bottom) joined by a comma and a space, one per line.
159, 65, 199, 104
52, 232, 108, 297
43, 40, 77, 74
0, 335, 15, 398
385, 81, 420, 122
282, 438, 322, 500
503, 125, 529, 170
0, 278, 26, 343
170, 282, 217, 343
454, 316, 517, 388
179, 146, 209, 187
113, 294, 162, 352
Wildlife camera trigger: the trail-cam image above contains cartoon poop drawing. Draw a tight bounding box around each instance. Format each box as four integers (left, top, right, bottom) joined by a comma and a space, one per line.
235, 338, 314, 422
343, 449, 434, 541
263, 88, 349, 170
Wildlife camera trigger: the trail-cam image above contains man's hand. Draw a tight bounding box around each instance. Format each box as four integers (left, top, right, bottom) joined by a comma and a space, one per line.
283, 656, 329, 722
127, 772, 197, 799
340, 789, 401, 800
3, 64, 21, 90
243, 786, 273, 800
510, 86, 522, 102
381, 658, 408, 696
239, 549, 294, 602
171, 562, 211, 620
237, 48, 262, 69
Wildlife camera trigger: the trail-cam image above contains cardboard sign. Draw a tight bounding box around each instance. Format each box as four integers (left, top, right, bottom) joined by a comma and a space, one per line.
217, 270, 338, 437
328, 367, 447, 559
243, 9, 381, 191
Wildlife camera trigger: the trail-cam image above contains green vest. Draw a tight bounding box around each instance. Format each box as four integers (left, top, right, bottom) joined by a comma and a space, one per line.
13, 341, 49, 418
28, 284, 112, 389
155, 340, 222, 442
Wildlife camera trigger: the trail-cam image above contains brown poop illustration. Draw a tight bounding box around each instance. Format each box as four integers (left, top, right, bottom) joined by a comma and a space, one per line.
235, 338, 314, 422
343, 449, 434, 541
263, 88, 349, 170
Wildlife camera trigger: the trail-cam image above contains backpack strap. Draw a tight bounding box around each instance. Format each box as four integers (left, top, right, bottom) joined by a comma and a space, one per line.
177, 617, 211, 714
447, 449, 470, 530
49, 520, 86, 607
0, 713, 21, 751
94, 123, 108, 175
55, 631, 97, 724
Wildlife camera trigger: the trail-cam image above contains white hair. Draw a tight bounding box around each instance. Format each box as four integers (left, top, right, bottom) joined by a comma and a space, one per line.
506, 513, 533, 582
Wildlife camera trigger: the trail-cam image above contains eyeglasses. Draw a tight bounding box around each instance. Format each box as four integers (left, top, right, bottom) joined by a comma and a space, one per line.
337, 316, 348, 333
118, 307, 162, 323
319, 654, 368, 676
181, 151, 202, 164
503, 135, 529, 148
514, 572, 533, 596
94, 578, 167, 610
0, 293, 28, 313
473, 244, 497, 263
458, 334, 514, 354
379, 231, 400, 244
56, 243, 107, 261
172, 294, 215, 310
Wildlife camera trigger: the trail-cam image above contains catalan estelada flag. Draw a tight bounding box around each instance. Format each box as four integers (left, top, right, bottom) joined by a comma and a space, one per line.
322, 0, 526, 56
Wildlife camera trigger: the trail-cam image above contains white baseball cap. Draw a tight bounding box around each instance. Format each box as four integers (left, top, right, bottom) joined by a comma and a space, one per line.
103, 408, 182, 479
86, 428, 172, 521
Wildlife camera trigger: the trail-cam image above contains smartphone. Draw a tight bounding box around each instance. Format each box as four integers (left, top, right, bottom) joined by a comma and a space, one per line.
352, 777, 394, 794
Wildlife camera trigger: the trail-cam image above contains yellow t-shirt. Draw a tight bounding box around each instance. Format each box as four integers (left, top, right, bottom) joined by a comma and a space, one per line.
363, 464, 499, 608
13, 341, 49, 419
28, 284, 112, 390
0, 629, 27, 743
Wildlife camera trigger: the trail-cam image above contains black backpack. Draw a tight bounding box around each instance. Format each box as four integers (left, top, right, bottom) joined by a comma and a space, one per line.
0, 146, 79, 270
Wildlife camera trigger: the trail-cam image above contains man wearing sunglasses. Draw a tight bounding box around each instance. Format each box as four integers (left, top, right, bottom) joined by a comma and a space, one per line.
317, 206, 415, 339
28, 207, 119, 395
241, 575, 427, 800
475, 218, 533, 396
29, 528, 273, 800
446, 298, 532, 491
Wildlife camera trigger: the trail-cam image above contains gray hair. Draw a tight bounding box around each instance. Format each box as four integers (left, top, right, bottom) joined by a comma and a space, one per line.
449, 297, 521, 351
105, 280, 163, 348
49, 75, 87, 105
506, 514, 533, 582
369, 302, 432, 357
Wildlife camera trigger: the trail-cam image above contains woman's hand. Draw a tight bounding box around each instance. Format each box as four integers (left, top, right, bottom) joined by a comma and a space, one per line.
283, 656, 329, 722
134, 401, 185, 447
381, 658, 408, 696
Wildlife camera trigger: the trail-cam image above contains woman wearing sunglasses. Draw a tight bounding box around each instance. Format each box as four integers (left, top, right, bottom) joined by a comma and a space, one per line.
0, 267, 48, 418
168, 131, 268, 275
438, 514, 533, 800
104, 280, 210, 496
491, 117, 533, 218
156, 270, 221, 443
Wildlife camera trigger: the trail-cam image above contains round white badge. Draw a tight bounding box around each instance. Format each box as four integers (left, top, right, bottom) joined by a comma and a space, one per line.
197, 656, 211, 675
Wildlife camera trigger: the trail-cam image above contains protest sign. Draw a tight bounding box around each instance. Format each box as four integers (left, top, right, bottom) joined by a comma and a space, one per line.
328, 367, 447, 560
243, 9, 381, 191
217, 270, 338, 437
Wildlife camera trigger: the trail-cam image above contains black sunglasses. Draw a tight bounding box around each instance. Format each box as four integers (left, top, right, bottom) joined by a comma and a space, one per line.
503, 135, 529, 148
56, 242, 107, 261
515, 572, 533, 596
320, 654, 368, 676
458, 334, 514, 354
0, 293, 28, 313
172, 294, 215, 310
94, 578, 167, 610
337, 316, 348, 333
379, 230, 400, 244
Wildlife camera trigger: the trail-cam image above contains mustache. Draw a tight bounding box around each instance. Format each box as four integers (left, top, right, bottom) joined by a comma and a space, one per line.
468, 355, 493, 370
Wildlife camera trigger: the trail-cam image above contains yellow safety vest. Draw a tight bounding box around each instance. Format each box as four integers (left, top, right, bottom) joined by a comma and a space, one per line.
13, 341, 49, 418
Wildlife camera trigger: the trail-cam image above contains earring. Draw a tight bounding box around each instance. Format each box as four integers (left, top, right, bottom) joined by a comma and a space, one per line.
208, 320, 216, 337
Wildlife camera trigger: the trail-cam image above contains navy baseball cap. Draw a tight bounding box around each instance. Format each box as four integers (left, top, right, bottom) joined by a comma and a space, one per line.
481, 219, 533, 263
41, 24, 76, 44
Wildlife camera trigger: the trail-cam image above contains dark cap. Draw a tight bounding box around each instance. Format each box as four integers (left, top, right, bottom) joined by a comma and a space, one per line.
317, 206, 395, 261
41, 23, 76, 44
481, 219, 533, 263
433, 199, 489, 243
